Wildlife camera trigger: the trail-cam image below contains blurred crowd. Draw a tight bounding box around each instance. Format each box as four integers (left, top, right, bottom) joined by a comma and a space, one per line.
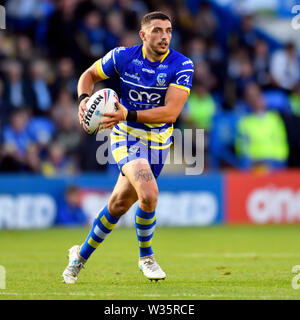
0, 0, 300, 175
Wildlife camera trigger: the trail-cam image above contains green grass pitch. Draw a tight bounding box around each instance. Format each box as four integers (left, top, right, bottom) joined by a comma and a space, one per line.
1, 225, 300, 300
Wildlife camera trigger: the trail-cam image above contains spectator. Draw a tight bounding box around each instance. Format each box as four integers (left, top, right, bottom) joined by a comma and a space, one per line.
235, 83, 289, 170
23, 142, 41, 173
119, 31, 141, 47
228, 12, 258, 53
53, 112, 81, 156
3, 60, 30, 110
47, 0, 79, 59
270, 42, 300, 92
14, 34, 35, 68
289, 83, 300, 117
235, 58, 255, 98
226, 48, 252, 104
2, 108, 33, 161
41, 142, 77, 176
183, 80, 217, 131
6, 0, 39, 33
118, 0, 140, 31
0, 33, 12, 61
252, 39, 272, 88
192, 1, 218, 40
105, 10, 126, 50
76, 130, 108, 172
0, 109, 39, 172
28, 59, 52, 115
75, 10, 107, 67
193, 61, 216, 92
56, 185, 88, 226
51, 57, 78, 100
51, 88, 77, 129
186, 37, 207, 65
0, 79, 9, 133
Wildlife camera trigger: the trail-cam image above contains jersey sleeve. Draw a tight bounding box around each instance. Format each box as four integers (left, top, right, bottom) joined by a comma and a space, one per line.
169, 58, 194, 94
96, 47, 127, 79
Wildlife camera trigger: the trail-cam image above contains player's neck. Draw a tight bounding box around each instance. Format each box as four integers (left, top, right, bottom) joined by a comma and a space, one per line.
143, 45, 167, 63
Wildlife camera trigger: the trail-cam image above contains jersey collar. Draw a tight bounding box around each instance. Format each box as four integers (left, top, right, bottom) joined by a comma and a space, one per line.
142, 45, 170, 63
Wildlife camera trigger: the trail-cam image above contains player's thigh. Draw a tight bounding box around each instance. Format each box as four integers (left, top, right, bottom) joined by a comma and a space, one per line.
108, 173, 138, 216
122, 158, 158, 206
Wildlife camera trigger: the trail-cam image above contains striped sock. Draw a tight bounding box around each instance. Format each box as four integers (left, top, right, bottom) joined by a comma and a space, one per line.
135, 206, 156, 258
79, 205, 119, 260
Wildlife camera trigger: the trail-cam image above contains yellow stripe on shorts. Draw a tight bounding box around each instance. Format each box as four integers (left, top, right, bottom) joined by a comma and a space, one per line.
118, 123, 173, 144
112, 145, 128, 163
149, 141, 173, 150
136, 216, 156, 225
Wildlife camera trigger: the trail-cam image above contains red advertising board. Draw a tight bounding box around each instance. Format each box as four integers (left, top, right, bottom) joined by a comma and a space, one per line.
226, 170, 300, 224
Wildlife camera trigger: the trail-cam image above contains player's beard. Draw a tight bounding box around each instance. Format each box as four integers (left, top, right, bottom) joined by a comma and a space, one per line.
151, 40, 169, 56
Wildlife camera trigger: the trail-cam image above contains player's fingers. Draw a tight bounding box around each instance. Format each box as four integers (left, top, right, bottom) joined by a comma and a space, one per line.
78, 111, 85, 123
78, 111, 83, 124
115, 102, 127, 120
80, 104, 87, 113
102, 112, 116, 117
81, 97, 89, 109
102, 122, 115, 128
102, 121, 118, 129
102, 116, 117, 123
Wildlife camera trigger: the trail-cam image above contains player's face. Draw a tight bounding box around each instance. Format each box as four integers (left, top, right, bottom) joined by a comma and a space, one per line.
141, 19, 172, 56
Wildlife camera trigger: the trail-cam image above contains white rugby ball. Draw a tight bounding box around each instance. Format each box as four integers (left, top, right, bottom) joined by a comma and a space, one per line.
82, 88, 119, 134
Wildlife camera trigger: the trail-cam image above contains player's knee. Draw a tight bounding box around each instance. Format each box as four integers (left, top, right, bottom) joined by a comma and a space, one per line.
108, 197, 132, 218
139, 188, 158, 212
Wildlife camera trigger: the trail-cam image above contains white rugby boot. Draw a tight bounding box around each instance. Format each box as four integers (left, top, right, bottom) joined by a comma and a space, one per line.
62, 245, 86, 284
138, 254, 166, 281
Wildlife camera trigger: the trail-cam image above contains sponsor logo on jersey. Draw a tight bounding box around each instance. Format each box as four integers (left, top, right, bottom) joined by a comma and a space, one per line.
129, 89, 162, 104
129, 145, 140, 154
182, 59, 194, 66
132, 59, 143, 66
102, 50, 112, 65
157, 64, 168, 70
156, 73, 167, 86
125, 72, 140, 82
116, 47, 126, 53
176, 74, 191, 85
142, 68, 155, 74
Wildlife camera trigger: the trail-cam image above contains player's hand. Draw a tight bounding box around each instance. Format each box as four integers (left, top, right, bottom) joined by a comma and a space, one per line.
101, 102, 128, 129
78, 97, 89, 125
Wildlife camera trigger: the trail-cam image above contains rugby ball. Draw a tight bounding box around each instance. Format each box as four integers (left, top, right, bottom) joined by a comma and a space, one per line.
82, 88, 119, 134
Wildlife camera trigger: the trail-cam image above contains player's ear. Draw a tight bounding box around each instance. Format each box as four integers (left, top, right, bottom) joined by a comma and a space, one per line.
139, 29, 146, 42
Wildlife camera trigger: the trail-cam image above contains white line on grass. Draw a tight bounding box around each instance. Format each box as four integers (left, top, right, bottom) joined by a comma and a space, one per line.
0, 292, 297, 299
178, 253, 300, 258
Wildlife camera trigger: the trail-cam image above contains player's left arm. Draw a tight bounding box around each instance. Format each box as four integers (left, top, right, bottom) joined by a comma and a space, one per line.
101, 86, 188, 128
137, 86, 189, 123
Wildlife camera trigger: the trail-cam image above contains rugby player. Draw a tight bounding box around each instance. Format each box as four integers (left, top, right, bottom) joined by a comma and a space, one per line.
62, 11, 194, 283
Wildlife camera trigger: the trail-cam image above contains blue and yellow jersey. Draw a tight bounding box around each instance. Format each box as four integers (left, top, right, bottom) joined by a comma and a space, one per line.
97, 44, 194, 148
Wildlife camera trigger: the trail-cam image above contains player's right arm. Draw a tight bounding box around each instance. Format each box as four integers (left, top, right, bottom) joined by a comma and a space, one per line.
77, 60, 106, 124
77, 48, 124, 124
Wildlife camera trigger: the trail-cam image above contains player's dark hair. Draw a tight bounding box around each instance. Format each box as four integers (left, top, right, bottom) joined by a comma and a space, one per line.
141, 11, 171, 28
